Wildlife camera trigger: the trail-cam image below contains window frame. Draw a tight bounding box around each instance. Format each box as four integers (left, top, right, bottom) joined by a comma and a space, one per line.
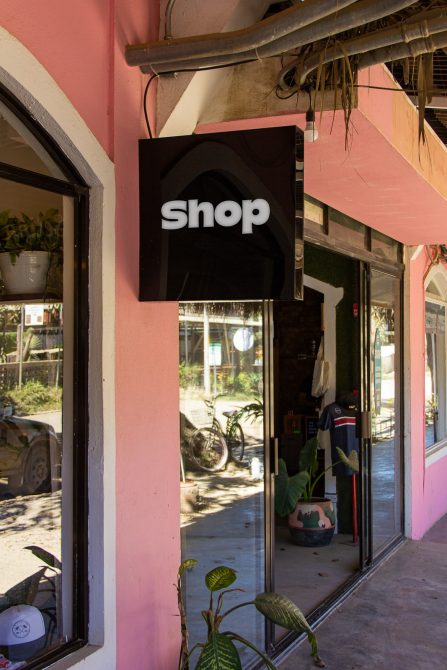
0, 84, 90, 668
424, 268, 447, 461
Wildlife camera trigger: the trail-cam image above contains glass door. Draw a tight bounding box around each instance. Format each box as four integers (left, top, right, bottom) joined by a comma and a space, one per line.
369, 270, 403, 556
179, 301, 266, 665
269, 245, 363, 647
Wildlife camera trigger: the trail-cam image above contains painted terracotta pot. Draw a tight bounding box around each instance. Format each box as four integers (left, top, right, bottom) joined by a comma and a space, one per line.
288, 497, 336, 547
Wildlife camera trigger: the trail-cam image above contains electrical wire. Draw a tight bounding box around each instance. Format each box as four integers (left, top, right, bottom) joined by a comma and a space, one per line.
143, 59, 258, 138
144, 66, 447, 137
143, 73, 159, 139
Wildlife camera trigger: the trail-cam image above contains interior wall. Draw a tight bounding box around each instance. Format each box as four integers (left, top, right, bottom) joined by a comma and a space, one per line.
274, 290, 323, 425
304, 244, 360, 398
0, 178, 60, 216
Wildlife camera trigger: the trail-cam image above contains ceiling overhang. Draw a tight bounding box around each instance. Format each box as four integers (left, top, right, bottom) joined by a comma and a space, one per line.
196, 66, 447, 245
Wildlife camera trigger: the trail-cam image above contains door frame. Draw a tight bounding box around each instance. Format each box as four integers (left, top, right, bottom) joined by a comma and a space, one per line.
263, 250, 405, 659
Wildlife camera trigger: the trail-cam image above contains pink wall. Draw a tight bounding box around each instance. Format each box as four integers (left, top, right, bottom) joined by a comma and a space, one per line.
410, 252, 447, 539
198, 66, 447, 245
0, 0, 112, 155
114, 1, 181, 668
2, 3, 447, 664
0, 2, 181, 668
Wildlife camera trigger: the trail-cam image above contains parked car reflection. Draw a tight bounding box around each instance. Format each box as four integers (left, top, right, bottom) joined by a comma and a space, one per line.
0, 405, 59, 494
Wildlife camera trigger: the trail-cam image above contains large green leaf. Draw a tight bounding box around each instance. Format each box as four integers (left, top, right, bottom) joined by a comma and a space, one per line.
179, 559, 198, 577
254, 594, 324, 664
335, 447, 359, 473
254, 593, 311, 634
196, 632, 242, 670
275, 460, 309, 517
225, 633, 277, 670
205, 566, 237, 592
25, 545, 62, 571
299, 437, 319, 474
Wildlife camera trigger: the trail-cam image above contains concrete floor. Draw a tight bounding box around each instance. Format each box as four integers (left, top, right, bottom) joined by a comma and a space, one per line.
279, 513, 447, 670
275, 527, 359, 617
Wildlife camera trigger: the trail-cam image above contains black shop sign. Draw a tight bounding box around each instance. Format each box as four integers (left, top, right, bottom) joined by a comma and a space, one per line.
139, 126, 303, 301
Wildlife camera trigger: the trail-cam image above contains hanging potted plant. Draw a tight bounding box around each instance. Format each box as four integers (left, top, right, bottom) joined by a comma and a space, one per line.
0, 209, 63, 296
275, 437, 359, 547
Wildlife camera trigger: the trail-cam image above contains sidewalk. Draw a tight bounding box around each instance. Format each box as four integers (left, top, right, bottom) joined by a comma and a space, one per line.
280, 514, 447, 670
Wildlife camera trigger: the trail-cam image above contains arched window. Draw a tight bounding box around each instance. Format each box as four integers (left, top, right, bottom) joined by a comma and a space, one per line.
425, 267, 447, 451
0, 85, 88, 665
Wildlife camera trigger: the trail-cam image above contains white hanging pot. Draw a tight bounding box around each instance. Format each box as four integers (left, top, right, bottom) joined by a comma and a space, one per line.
0, 251, 50, 295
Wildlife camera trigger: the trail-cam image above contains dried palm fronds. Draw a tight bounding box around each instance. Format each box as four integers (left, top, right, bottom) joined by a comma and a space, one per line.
276, 0, 447, 144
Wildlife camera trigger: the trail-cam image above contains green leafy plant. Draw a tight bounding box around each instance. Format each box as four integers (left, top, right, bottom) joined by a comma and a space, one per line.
0, 208, 63, 263
275, 438, 359, 516
235, 397, 263, 423
177, 560, 324, 669
425, 394, 438, 425
179, 362, 202, 390
7, 380, 62, 415
1, 546, 61, 610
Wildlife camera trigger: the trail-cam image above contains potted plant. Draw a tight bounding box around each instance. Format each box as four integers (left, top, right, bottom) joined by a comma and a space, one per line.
0, 209, 63, 296
177, 560, 324, 669
275, 437, 359, 547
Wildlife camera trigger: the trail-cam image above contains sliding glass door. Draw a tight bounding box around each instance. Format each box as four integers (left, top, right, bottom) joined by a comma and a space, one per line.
177, 264, 403, 663
179, 302, 265, 665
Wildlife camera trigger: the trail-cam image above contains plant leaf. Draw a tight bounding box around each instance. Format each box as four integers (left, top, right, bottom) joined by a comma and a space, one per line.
179, 559, 198, 577
224, 632, 277, 670
254, 593, 323, 663
254, 592, 312, 634
335, 448, 359, 473
25, 545, 62, 570
205, 566, 237, 592
275, 459, 309, 517
298, 437, 318, 473
196, 632, 242, 670
5, 567, 47, 606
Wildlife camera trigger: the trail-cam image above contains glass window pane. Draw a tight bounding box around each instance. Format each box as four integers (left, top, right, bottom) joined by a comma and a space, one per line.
0, 103, 65, 179
426, 281, 441, 298
371, 230, 399, 262
371, 271, 402, 554
304, 194, 324, 226
0, 179, 74, 665
329, 208, 366, 249
179, 302, 265, 665
425, 300, 446, 448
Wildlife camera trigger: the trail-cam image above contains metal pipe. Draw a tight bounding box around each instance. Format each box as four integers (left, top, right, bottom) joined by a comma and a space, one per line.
126, 0, 358, 66
254, 0, 419, 61
357, 30, 447, 71
139, 0, 418, 75
276, 28, 447, 98
289, 10, 447, 87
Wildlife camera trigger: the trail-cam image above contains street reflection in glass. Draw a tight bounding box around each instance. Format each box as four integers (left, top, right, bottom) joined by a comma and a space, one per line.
0, 303, 64, 665
179, 302, 265, 665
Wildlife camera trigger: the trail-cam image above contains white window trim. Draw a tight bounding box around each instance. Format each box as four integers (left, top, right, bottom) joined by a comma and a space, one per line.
424, 265, 447, 459
0, 27, 116, 668
426, 437, 447, 465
